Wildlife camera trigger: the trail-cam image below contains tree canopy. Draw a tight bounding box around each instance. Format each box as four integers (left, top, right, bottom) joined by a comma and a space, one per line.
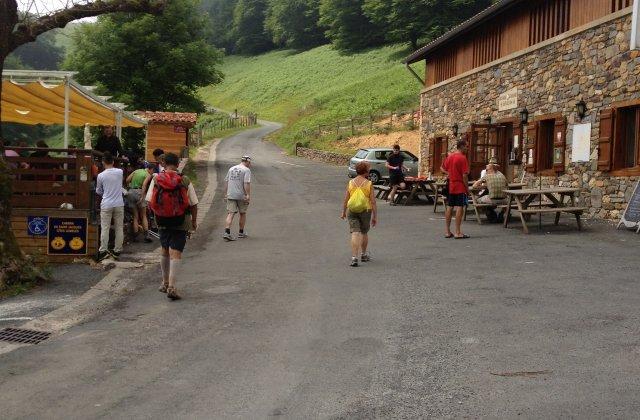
199, 0, 492, 54
64, 0, 223, 112
264, 0, 325, 50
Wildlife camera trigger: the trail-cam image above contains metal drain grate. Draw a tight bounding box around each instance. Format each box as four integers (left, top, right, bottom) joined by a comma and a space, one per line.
0, 328, 52, 344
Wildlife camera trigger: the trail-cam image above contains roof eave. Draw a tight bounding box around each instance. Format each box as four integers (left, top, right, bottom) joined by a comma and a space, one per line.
403, 0, 525, 64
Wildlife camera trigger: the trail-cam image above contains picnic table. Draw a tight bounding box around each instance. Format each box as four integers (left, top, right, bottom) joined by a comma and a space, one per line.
374, 177, 436, 205
467, 182, 527, 224
503, 187, 587, 233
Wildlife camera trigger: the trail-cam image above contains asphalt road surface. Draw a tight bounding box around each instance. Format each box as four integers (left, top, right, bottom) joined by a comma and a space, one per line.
2, 125, 640, 418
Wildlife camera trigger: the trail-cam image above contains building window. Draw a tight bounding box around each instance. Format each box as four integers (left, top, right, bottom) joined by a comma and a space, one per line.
525, 115, 566, 174
615, 106, 640, 170
599, 105, 640, 174
537, 119, 556, 171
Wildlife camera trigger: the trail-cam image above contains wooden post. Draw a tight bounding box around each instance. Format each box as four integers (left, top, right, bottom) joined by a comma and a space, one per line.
388, 113, 393, 130
351, 117, 355, 136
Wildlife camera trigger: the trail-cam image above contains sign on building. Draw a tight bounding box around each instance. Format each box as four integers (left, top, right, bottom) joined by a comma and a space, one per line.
571, 123, 591, 162
498, 88, 518, 111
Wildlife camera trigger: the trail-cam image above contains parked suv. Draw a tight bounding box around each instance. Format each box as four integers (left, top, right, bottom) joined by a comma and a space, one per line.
348, 148, 419, 184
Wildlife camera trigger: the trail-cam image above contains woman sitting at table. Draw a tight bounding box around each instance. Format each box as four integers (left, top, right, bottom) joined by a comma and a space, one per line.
472, 161, 508, 223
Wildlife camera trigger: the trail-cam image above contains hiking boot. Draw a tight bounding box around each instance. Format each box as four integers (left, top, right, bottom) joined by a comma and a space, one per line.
360, 253, 370, 262
238, 232, 248, 239
350, 257, 359, 267
159, 283, 168, 293
167, 287, 181, 300
223, 232, 236, 242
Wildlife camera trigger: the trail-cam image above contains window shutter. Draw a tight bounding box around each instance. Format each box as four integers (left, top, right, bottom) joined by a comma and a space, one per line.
598, 109, 614, 171
553, 117, 567, 173
439, 138, 449, 173
526, 122, 538, 173
429, 137, 436, 173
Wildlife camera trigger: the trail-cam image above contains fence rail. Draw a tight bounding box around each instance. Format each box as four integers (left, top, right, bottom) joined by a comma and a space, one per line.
299, 109, 420, 142
190, 112, 258, 147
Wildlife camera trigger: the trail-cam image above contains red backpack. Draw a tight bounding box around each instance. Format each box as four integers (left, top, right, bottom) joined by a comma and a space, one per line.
150, 171, 190, 227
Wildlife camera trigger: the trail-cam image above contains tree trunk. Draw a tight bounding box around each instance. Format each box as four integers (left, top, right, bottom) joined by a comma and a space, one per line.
0, 51, 28, 291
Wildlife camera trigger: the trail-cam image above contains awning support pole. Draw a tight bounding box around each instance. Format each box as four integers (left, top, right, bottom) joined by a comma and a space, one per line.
405, 63, 425, 86
63, 77, 70, 148
116, 111, 123, 139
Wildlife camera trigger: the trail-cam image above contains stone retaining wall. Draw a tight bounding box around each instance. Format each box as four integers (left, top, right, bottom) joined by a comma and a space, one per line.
295, 145, 351, 166
419, 12, 640, 220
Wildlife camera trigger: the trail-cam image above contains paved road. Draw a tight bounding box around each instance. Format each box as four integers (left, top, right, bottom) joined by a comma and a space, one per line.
2, 125, 640, 418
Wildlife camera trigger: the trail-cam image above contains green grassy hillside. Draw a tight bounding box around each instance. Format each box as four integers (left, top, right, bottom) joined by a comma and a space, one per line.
199, 44, 423, 152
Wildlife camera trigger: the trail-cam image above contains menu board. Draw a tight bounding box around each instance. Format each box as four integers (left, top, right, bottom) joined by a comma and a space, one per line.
617, 181, 640, 233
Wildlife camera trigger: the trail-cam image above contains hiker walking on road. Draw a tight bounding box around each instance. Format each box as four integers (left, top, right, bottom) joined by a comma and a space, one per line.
442, 139, 470, 239
96, 152, 125, 260
341, 162, 377, 267
223, 156, 252, 241
147, 153, 198, 300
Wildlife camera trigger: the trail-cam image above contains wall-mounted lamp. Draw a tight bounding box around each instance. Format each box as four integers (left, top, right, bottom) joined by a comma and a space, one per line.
520, 108, 529, 125
452, 123, 459, 137
576, 99, 588, 121
484, 116, 492, 125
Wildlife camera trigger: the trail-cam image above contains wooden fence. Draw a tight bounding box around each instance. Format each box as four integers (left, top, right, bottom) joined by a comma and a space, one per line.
299, 109, 420, 141
191, 113, 258, 147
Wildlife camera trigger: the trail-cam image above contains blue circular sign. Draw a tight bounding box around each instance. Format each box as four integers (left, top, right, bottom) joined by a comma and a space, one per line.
28, 217, 48, 236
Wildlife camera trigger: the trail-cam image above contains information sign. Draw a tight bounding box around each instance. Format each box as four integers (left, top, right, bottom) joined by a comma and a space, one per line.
47, 217, 88, 255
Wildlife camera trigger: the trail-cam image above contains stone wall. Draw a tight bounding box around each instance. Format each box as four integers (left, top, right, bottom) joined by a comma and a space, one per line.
419, 13, 640, 220
295, 145, 351, 166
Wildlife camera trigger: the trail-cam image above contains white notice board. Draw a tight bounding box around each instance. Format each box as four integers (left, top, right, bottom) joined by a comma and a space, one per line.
571, 123, 591, 163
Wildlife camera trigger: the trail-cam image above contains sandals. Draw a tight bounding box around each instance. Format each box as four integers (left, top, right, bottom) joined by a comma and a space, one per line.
454, 234, 471, 239
444, 233, 454, 239
159, 284, 168, 293
166, 287, 181, 300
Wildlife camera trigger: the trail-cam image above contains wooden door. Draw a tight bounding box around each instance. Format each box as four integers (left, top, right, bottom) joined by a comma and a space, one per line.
466, 124, 509, 180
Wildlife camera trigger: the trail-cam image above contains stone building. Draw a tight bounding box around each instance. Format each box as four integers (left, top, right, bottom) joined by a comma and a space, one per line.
405, 0, 640, 219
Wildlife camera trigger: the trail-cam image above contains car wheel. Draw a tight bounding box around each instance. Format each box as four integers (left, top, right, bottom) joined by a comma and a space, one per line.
369, 170, 381, 184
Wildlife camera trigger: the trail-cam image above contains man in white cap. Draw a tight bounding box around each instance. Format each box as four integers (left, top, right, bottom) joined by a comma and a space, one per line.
472, 158, 508, 223
223, 156, 252, 241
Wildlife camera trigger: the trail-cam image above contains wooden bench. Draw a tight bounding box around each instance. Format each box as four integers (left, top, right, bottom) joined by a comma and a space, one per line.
374, 185, 391, 199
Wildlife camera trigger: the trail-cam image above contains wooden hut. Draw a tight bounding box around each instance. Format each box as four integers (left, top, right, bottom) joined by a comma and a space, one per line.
139, 112, 197, 161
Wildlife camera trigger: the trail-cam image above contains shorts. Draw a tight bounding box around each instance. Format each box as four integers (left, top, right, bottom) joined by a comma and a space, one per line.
227, 199, 249, 214
389, 173, 405, 186
159, 229, 188, 252
347, 210, 372, 234
127, 189, 146, 208
447, 193, 468, 208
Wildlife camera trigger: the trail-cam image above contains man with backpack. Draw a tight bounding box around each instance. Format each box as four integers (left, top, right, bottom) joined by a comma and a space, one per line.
146, 153, 198, 300
223, 156, 252, 241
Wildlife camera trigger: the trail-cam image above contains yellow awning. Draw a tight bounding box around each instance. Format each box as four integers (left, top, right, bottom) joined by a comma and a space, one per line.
1, 78, 144, 128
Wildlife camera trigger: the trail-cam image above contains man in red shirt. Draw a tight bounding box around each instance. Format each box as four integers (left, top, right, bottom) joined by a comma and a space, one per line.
441, 139, 470, 239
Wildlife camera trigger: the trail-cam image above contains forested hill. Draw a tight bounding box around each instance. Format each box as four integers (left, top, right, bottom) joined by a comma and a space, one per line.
203, 0, 493, 55
199, 44, 422, 151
